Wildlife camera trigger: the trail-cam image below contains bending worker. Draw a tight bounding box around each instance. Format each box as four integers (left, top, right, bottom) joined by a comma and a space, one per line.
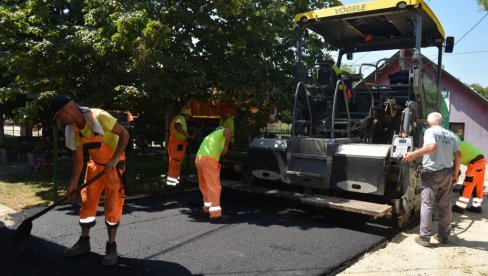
51, 95, 129, 266
452, 138, 485, 214
195, 127, 232, 221
167, 106, 192, 186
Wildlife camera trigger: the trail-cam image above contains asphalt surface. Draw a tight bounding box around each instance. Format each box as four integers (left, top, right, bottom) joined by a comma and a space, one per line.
1, 189, 399, 276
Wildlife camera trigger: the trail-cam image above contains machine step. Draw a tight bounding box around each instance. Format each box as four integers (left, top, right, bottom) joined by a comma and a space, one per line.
286, 170, 325, 178
289, 152, 328, 160
188, 177, 392, 218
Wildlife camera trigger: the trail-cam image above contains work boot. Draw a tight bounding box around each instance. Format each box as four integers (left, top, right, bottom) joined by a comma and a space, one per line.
209, 214, 230, 224
63, 236, 91, 257
466, 206, 482, 214
452, 205, 465, 214
414, 236, 432, 247
102, 241, 118, 266
435, 234, 451, 245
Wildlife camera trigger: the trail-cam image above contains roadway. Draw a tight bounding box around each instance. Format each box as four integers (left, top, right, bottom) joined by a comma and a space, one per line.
1, 189, 399, 275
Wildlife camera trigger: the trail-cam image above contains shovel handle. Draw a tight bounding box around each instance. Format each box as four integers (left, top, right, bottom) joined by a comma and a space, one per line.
28, 170, 106, 221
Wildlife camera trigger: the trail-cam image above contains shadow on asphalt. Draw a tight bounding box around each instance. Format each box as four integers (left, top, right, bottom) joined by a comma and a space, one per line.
1, 221, 194, 276
121, 189, 400, 238
7, 179, 401, 238
4, 189, 401, 276
8, 189, 399, 240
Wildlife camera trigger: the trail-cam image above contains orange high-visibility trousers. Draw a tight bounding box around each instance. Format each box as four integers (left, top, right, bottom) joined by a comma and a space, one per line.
79, 159, 125, 227
167, 139, 188, 185
195, 156, 222, 218
456, 157, 486, 209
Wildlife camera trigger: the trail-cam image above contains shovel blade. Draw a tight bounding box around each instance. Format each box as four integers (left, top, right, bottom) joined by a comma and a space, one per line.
12, 219, 33, 247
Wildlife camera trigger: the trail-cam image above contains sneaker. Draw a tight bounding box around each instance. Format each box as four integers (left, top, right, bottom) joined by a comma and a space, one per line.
435, 234, 451, 244
466, 206, 482, 214
63, 236, 91, 257
452, 205, 465, 214
102, 241, 118, 266
414, 236, 432, 247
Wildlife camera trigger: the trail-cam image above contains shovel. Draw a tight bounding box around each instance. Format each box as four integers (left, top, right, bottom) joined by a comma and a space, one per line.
12, 170, 105, 247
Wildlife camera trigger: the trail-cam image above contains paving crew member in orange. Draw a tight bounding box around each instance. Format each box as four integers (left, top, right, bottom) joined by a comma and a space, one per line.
452, 138, 485, 214
50, 95, 129, 266
195, 127, 231, 220
167, 106, 192, 186
218, 106, 234, 148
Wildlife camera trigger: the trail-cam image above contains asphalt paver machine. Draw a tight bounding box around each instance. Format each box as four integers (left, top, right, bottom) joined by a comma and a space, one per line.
225, 0, 454, 228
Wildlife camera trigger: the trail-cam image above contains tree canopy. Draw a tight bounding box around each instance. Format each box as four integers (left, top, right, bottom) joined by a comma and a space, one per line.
0, 0, 339, 128
479, 0, 488, 10
469, 83, 488, 100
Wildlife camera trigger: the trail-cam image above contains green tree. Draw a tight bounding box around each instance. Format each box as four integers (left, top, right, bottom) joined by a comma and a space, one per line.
469, 83, 488, 100
479, 0, 488, 10
1, 0, 340, 139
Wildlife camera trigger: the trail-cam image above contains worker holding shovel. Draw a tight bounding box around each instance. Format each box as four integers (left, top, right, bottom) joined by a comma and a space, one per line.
50, 95, 129, 266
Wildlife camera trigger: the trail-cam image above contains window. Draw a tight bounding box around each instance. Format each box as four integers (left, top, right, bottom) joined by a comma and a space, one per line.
449, 122, 465, 140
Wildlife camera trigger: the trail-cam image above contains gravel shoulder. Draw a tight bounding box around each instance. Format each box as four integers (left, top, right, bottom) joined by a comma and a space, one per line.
340, 165, 488, 275
339, 198, 488, 275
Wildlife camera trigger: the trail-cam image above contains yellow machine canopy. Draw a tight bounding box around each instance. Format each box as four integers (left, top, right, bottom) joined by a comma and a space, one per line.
295, 0, 446, 52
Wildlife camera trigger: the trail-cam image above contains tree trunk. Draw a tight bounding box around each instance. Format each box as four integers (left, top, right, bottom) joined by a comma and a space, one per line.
21, 121, 33, 137
0, 112, 4, 148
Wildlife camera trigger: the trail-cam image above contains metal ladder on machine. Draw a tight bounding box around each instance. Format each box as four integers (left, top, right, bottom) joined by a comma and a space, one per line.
291, 82, 314, 137
330, 78, 352, 138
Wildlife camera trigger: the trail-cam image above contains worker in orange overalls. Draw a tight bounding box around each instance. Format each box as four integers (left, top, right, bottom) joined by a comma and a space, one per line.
195, 127, 231, 221
167, 106, 192, 186
452, 139, 486, 214
50, 95, 129, 266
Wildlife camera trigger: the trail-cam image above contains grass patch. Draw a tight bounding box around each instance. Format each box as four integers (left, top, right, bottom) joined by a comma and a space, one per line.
0, 152, 198, 210
0, 181, 61, 210
0, 168, 67, 210
127, 153, 166, 194
127, 152, 197, 194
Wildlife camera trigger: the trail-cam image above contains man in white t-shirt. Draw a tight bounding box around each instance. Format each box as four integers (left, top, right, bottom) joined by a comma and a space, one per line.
403, 112, 461, 247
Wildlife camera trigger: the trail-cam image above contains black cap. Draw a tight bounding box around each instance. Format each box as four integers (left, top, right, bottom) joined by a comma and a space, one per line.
50, 95, 71, 113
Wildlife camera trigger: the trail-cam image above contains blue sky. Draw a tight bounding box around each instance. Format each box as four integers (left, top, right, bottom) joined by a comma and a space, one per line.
334, 0, 488, 86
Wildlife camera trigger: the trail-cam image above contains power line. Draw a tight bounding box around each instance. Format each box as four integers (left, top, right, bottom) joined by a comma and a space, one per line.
446, 50, 488, 55
425, 50, 488, 58
351, 52, 370, 65
455, 12, 488, 46
430, 12, 488, 62
342, 50, 488, 69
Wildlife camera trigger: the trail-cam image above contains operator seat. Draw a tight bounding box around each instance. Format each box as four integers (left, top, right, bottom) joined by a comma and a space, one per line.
316, 61, 337, 89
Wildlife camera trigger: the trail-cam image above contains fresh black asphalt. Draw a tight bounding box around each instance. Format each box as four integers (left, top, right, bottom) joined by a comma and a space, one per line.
1, 189, 399, 275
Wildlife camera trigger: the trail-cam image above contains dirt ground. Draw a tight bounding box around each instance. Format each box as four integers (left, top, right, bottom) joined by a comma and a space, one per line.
339, 197, 488, 275
340, 165, 488, 276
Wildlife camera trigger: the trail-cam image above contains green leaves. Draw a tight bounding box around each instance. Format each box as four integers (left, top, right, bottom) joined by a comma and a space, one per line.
469, 83, 488, 100
1, 0, 337, 129
478, 0, 488, 10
